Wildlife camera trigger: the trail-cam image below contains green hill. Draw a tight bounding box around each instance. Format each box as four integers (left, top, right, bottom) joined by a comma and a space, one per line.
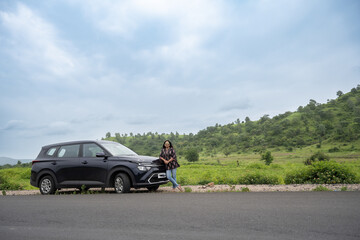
104, 85, 360, 157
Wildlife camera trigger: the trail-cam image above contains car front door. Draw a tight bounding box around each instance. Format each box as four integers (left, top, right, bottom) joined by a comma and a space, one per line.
79, 143, 108, 185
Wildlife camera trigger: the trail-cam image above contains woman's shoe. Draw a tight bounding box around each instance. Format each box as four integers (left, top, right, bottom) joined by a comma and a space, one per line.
177, 185, 183, 192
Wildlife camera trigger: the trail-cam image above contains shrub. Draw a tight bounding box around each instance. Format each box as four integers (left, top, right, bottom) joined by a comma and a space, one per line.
261, 151, 274, 165
241, 187, 250, 192
20, 168, 31, 179
309, 161, 357, 184
0, 174, 22, 190
304, 151, 330, 165
0, 168, 33, 190
328, 147, 340, 153
184, 187, 192, 193
185, 148, 199, 162
239, 172, 280, 185
284, 167, 310, 184
285, 161, 358, 184
246, 163, 266, 169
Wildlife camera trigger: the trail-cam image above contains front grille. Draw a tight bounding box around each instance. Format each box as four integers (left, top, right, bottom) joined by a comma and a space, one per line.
148, 172, 168, 183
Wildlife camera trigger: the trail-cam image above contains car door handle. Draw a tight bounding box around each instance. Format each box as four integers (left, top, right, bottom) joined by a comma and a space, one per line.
51, 161, 57, 165
81, 161, 88, 164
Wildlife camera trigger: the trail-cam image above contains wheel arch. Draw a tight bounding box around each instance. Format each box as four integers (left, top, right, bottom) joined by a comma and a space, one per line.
107, 167, 135, 187
36, 169, 58, 188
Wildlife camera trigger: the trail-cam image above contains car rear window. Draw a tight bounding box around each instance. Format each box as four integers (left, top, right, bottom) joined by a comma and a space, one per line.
57, 144, 80, 158
46, 147, 57, 157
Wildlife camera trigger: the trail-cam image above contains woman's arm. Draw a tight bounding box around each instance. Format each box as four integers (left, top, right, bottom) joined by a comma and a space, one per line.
159, 150, 169, 164
169, 148, 177, 162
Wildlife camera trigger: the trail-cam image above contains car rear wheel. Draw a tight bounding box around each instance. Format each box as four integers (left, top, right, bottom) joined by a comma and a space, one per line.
39, 175, 56, 195
114, 173, 130, 193
147, 185, 159, 192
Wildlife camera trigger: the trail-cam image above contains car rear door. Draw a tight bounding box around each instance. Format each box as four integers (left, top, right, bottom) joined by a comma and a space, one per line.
55, 144, 82, 185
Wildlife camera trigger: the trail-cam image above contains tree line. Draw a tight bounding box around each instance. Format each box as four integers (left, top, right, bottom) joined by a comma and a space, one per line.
104, 85, 360, 157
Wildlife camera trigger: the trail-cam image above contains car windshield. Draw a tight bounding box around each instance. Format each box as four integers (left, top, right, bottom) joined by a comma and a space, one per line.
100, 142, 137, 156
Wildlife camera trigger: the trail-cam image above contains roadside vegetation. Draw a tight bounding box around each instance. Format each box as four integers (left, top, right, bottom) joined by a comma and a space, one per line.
0, 168, 36, 190
1, 142, 359, 191
1, 86, 360, 190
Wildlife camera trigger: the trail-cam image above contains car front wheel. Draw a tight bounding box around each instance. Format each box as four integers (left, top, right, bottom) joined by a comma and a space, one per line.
39, 175, 56, 195
114, 173, 130, 193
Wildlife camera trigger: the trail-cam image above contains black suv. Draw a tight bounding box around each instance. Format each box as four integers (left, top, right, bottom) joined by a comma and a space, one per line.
31, 140, 168, 194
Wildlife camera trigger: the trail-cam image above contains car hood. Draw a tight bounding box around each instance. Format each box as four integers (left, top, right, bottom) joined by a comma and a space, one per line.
114, 155, 162, 165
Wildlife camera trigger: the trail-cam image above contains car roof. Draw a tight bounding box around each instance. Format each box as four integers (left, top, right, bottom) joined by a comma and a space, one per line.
42, 140, 116, 148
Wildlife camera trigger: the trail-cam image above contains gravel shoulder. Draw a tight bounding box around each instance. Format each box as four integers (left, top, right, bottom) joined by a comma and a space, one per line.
2, 184, 360, 195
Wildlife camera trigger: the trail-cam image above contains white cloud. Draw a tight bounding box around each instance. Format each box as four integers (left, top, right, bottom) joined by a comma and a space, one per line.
2, 120, 26, 131
72, 0, 225, 62
0, 3, 127, 94
0, 4, 79, 78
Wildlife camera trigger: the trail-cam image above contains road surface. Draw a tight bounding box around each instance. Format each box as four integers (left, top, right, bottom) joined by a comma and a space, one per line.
1, 192, 359, 240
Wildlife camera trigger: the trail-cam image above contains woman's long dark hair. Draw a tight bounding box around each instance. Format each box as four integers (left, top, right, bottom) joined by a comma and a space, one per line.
162, 140, 173, 148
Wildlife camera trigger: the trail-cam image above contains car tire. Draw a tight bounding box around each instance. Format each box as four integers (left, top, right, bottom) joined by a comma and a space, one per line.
114, 173, 130, 193
39, 175, 56, 195
147, 185, 159, 192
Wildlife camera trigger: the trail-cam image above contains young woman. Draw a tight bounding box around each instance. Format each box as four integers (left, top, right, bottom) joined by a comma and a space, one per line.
159, 140, 183, 192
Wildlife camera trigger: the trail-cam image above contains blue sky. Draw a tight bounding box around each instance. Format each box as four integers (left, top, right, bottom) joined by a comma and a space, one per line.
0, 0, 359, 159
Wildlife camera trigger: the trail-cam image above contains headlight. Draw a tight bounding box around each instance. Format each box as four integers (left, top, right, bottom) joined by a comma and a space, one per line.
138, 165, 151, 171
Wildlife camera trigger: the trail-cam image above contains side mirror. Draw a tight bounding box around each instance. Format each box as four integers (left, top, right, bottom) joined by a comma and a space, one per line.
96, 153, 108, 159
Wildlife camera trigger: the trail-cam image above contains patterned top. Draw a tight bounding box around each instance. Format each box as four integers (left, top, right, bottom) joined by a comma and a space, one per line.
159, 147, 180, 170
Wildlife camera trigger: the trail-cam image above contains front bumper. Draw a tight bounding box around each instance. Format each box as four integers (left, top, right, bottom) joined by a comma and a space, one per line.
133, 171, 169, 188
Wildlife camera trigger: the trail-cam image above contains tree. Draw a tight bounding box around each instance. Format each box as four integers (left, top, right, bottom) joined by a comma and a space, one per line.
261, 151, 274, 165
337, 91, 343, 98
223, 148, 231, 157
316, 124, 326, 145
185, 148, 199, 162
106, 132, 111, 138
115, 133, 124, 144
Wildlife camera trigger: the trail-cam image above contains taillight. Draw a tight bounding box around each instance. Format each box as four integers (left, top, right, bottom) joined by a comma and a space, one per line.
32, 160, 39, 165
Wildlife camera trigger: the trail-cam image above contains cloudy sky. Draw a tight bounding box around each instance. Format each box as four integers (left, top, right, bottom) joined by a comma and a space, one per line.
0, 0, 359, 159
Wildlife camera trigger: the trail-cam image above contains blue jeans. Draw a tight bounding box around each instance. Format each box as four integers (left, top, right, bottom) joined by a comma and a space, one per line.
166, 168, 179, 189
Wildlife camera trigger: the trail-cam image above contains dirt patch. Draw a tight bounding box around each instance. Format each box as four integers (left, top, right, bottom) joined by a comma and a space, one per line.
1, 184, 360, 195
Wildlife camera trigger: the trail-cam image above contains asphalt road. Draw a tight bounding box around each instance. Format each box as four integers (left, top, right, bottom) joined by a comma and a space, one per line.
1, 192, 359, 240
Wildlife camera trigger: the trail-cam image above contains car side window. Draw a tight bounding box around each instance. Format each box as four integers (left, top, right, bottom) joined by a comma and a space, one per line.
83, 143, 104, 157
58, 144, 80, 158
46, 147, 57, 157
